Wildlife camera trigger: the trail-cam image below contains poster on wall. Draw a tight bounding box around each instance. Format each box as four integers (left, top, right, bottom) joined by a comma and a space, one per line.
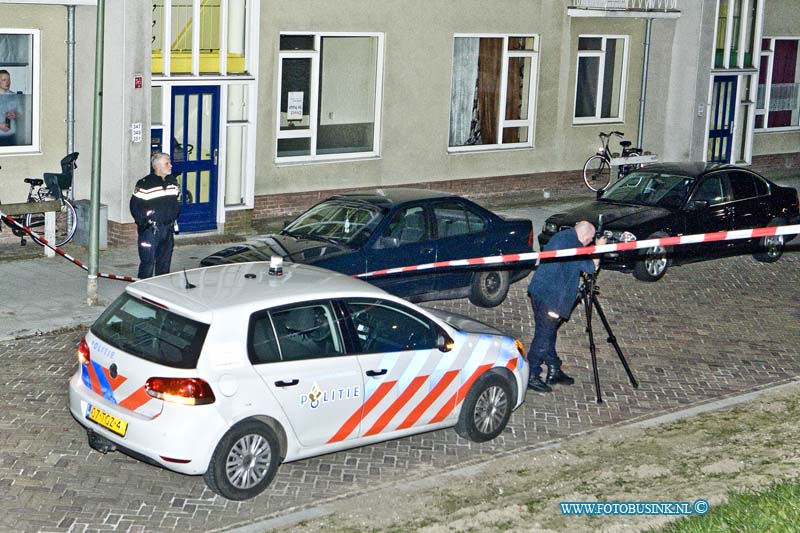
0, 32, 35, 149
287, 91, 304, 120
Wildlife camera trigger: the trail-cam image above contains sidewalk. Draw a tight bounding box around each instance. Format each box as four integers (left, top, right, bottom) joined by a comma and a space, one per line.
1, 170, 797, 341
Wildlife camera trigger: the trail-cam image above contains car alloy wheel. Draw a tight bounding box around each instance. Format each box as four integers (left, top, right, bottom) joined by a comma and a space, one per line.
645, 245, 668, 277
473, 384, 509, 435
455, 373, 513, 442
764, 235, 784, 259
204, 420, 281, 500
225, 433, 273, 490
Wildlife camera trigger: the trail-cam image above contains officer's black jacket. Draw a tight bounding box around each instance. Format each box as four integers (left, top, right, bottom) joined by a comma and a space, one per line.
129, 173, 181, 231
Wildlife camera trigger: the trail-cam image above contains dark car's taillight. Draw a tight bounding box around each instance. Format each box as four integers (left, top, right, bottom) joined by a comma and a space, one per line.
145, 377, 216, 405
528, 229, 534, 248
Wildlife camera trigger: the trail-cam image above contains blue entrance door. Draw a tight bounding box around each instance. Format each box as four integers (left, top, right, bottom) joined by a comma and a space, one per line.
707, 76, 737, 163
171, 86, 220, 232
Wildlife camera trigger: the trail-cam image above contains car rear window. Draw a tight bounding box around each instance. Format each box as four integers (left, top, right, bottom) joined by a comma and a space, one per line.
91, 293, 209, 369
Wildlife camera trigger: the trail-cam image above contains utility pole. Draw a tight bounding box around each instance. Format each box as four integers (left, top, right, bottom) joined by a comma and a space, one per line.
87, 0, 105, 305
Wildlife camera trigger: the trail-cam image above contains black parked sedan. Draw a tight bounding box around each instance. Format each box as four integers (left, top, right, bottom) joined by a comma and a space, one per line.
202, 189, 534, 307
538, 163, 799, 281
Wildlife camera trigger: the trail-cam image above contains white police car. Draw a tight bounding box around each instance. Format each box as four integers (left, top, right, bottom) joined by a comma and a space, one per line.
68, 261, 529, 500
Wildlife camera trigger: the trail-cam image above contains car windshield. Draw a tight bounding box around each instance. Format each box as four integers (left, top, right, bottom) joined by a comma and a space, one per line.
283, 200, 384, 246
601, 171, 695, 208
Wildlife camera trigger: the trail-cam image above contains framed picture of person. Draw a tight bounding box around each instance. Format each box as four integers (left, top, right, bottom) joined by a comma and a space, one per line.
0, 29, 39, 152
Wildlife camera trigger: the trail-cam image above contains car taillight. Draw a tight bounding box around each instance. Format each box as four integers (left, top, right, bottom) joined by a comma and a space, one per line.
77, 337, 90, 365
528, 229, 534, 248
145, 377, 216, 405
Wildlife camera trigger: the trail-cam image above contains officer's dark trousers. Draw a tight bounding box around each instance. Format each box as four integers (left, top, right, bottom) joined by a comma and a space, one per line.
137, 226, 174, 279
528, 295, 563, 378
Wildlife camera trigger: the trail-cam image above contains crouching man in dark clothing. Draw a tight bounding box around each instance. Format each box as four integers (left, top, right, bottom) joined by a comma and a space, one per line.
527, 220, 606, 392
130, 152, 180, 279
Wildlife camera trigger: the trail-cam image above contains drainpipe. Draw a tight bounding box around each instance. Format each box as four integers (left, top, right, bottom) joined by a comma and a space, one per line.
87, 0, 105, 306
66, 5, 75, 200
638, 17, 653, 150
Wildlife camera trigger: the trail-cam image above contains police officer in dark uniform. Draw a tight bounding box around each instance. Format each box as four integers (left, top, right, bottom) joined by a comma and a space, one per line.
130, 152, 180, 279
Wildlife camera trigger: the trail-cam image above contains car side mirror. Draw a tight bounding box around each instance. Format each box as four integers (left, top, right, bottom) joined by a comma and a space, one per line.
376, 236, 400, 249
689, 199, 710, 210
436, 331, 454, 352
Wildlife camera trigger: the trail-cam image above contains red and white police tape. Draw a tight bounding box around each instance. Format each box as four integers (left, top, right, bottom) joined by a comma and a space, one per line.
356, 224, 800, 279
0, 211, 138, 282
3, 206, 798, 283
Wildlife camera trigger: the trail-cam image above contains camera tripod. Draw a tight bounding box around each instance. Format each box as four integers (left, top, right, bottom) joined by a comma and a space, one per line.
575, 271, 638, 404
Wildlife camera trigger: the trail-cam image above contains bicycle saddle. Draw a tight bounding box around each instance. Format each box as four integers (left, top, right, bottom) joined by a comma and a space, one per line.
619, 140, 632, 148
24, 178, 44, 186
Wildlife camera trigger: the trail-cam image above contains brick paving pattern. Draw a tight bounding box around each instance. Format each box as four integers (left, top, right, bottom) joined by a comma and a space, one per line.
0, 247, 798, 531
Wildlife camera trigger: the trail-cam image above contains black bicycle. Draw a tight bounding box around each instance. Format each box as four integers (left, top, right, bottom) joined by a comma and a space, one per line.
2, 152, 79, 247
582, 131, 642, 192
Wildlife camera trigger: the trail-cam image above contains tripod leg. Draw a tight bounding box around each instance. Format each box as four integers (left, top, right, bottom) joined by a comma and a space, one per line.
591, 294, 638, 389
583, 293, 603, 404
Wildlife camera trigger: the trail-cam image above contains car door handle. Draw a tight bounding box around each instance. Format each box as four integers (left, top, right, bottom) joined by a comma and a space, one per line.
366, 369, 387, 377
274, 379, 299, 387
421, 246, 435, 254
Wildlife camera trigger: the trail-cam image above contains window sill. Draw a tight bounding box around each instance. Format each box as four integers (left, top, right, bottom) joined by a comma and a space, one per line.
275, 154, 381, 166
754, 127, 800, 134
447, 144, 534, 154
572, 118, 625, 126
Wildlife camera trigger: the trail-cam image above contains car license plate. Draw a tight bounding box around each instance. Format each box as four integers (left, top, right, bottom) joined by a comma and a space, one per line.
86, 405, 128, 437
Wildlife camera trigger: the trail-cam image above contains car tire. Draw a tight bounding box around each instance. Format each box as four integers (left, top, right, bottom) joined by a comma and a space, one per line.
468, 270, 510, 308
753, 218, 785, 263
633, 232, 670, 282
204, 420, 281, 501
455, 373, 513, 443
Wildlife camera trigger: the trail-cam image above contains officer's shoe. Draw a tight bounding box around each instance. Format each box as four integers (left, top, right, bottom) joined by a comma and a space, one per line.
527, 374, 552, 393
546, 366, 575, 386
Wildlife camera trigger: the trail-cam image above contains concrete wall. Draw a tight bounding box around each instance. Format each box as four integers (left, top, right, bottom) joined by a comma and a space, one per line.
752, 0, 800, 157
255, 0, 645, 197
645, 0, 715, 163
0, 5, 68, 204
73, 2, 151, 224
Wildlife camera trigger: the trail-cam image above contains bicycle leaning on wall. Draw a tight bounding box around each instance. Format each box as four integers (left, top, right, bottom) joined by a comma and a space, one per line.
582, 131, 642, 192
1, 152, 79, 247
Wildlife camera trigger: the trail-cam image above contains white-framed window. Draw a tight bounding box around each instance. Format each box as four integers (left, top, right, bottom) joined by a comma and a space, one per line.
448, 34, 539, 152
756, 37, 800, 131
276, 32, 384, 162
0, 29, 40, 154
573, 35, 629, 124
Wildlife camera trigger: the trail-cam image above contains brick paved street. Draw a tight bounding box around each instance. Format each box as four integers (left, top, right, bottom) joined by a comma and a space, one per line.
0, 244, 798, 532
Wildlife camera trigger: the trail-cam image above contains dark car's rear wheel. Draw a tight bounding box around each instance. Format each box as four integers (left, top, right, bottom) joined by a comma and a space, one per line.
753, 219, 785, 263
633, 233, 670, 282
469, 270, 510, 308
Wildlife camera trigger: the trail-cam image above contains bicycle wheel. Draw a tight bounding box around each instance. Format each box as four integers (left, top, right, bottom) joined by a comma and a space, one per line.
583, 155, 612, 192
27, 199, 77, 247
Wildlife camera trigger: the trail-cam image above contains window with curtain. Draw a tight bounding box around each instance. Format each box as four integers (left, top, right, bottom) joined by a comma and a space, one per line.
449, 35, 538, 151
276, 33, 383, 162
756, 38, 800, 130
574, 35, 628, 123
0, 30, 38, 153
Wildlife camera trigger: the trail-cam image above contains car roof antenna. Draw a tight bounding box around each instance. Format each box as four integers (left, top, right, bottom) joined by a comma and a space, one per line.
183, 269, 196, 290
